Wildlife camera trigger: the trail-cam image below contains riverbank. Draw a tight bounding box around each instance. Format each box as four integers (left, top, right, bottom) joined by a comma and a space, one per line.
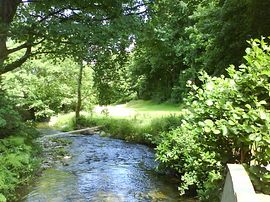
51, 100, 182, 145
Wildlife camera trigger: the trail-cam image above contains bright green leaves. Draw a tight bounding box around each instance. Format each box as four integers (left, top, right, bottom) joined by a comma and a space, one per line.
2, 57, 94, 120
156, 38, 270, 199
205, 99, 213, 106
1, 0, 149, 75
221, 125, 228, 136
0, 94, 22, 137
204, 119, 214, 126
249, 133, 262, 142
127, 0, 201, 102
259, 110, 267, 120
0, 133, 38, 201
202, 119, 221, 134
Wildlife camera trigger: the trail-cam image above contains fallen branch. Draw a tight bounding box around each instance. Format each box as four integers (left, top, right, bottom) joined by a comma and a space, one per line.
44, 126, 101, 138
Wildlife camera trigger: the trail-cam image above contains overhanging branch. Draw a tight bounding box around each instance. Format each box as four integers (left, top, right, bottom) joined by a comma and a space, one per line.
0, 46, 31, 74
7, 38, 45, 54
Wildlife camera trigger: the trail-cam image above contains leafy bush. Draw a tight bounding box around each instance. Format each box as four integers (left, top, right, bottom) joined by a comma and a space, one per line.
156, 37, 270, 201
0, 132, 39, 201
0, 91, 39, 201
0, 93, 22, 137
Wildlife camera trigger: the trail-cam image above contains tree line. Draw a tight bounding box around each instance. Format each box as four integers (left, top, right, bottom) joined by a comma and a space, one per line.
1, 1, 270, 108
102, 0, 270, 103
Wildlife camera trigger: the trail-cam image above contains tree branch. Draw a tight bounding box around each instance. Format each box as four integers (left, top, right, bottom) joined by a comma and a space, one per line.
0, 46, 31, 74
7, 38, 45, 54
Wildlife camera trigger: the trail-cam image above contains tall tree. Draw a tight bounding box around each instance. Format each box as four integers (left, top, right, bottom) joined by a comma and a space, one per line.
75, 61, 84, 124
128, 0, 200, 102
186, 0, 270, 76
0, 0, 150, 75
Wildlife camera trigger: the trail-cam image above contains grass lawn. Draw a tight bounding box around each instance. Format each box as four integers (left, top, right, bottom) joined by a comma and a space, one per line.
92, 100, 182, 119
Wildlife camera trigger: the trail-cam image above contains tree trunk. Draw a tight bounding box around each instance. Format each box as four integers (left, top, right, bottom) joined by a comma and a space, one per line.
75, 61, 84, 126
0, 0, 19, 68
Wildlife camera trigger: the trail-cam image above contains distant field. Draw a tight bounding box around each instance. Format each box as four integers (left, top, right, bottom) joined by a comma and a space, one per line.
50, 100, 183, 131
93, 100, 182, 119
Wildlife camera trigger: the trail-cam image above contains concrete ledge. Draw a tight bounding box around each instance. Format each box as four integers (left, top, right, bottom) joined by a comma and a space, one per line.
221, 164, 258, 202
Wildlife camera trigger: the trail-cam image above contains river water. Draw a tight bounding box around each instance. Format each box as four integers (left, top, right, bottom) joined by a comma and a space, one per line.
20, 133, 194, 202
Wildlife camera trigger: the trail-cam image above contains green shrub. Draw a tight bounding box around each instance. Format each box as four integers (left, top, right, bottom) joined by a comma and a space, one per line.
0, 133, 39, 201
78, 115, 147, 143
0, 91, 39, 200
142, 115, 182, 144
0, 93, 22, 137
156, 37, 270, 201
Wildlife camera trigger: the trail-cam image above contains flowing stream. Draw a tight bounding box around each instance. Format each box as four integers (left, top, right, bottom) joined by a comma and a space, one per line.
20, 131, 194, 202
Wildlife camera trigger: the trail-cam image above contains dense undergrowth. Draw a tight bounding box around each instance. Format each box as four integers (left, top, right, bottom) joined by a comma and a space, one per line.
0, 94, 39, 202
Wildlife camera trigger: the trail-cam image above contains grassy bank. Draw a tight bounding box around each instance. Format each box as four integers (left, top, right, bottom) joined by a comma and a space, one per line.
79, 114, 182, 145
51, 100, 182, 145
0, 127, 40, 202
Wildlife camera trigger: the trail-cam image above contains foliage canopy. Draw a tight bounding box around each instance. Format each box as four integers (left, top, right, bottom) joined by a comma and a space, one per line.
0, 0, 150, 74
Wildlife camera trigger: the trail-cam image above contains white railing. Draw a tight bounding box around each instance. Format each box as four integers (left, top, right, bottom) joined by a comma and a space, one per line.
221, 164, 258, 202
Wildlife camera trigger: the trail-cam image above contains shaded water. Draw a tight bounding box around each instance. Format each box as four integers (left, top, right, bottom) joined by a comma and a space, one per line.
21, 133, 193, 202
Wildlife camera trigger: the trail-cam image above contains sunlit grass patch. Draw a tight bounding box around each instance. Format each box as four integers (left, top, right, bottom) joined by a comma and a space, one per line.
49, 113, 75, 132
92, 100, 182, 120
126, 100, 180, 112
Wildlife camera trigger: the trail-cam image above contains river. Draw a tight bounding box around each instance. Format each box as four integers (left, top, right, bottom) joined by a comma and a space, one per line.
19, 131, 195, 202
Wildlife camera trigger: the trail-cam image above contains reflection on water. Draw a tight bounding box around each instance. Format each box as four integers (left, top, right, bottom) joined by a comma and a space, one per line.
21, 134, 194, 202
23, 169, 85, 202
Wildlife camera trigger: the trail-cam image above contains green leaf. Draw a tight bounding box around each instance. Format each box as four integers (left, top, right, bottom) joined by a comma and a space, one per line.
206, 100, 213, 106
204, 127, 211, 133
228, 120, 235, 126
204, 119, 214, 127
263, 174, 270, 180
249, 133, 258, 141
221, 125, 228, 136
266, 148, 270, 156
213, 129, 221, 135
254, 135, 262, 142
259, 111, 267, 120
259, 100, 267, 105
245, 104, 252, 109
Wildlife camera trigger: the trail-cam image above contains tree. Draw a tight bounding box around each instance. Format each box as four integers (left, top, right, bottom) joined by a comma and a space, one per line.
0, 0, 150, 75
92, 48, 135, 105
75, 61, 84, 124
2, 57, 94, 120
128, 0, 200, 102
128, 0, 270, 103
185, 0, 270, 76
